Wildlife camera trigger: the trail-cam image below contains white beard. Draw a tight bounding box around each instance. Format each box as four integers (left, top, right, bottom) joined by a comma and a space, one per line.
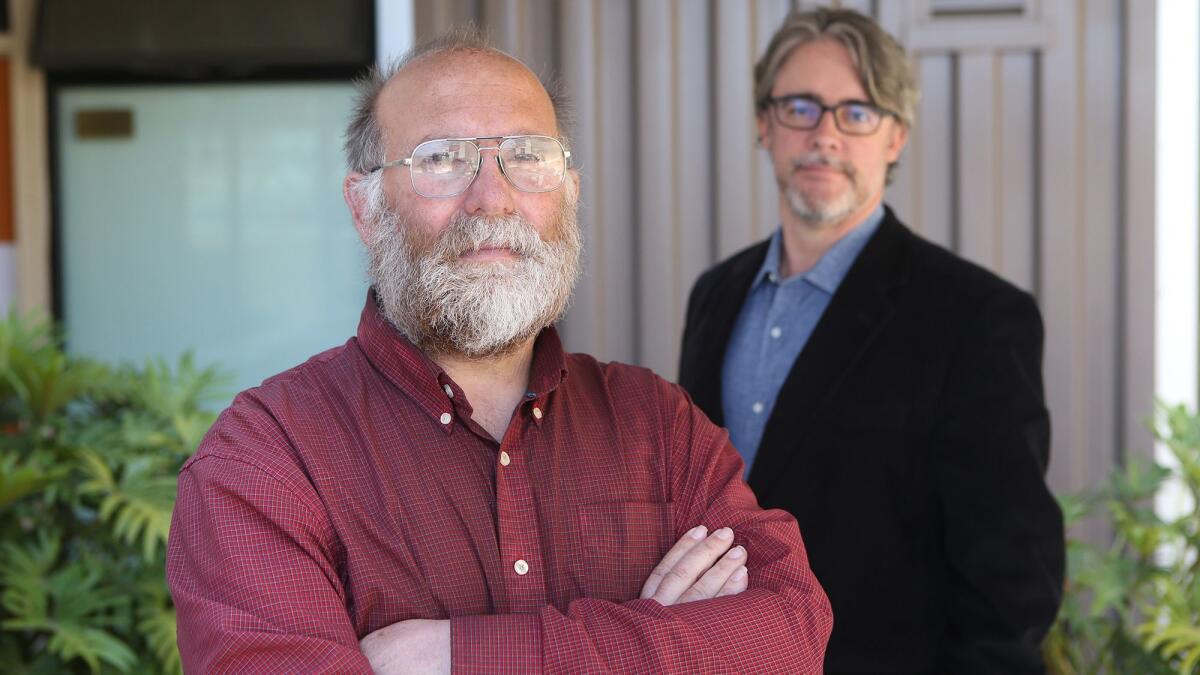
362, 180, 582, 358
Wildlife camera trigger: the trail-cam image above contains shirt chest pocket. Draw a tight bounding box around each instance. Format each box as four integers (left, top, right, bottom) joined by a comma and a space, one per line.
574, 501, 674, 603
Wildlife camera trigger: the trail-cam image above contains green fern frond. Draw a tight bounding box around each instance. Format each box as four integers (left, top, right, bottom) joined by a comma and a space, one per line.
0, 531, 60, 621
77, 447, 175, 560
106, 483, 174, 561
126, 353, 230, 421
46, 623, 137, 674
138, 603, 182, 675
76, 446, 115, 492
0, 452, 63, 511
1140, 621, 1200, 669
45, 564, 131, 628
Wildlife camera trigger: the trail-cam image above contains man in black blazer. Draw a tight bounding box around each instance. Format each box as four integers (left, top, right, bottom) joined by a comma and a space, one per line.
678, 8, 1064, 673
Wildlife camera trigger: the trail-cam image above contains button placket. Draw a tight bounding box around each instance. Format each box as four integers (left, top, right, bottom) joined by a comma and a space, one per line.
493, 433, 545, 613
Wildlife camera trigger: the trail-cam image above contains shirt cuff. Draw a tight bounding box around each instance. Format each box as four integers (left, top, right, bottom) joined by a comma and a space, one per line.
450, 613, 542, 674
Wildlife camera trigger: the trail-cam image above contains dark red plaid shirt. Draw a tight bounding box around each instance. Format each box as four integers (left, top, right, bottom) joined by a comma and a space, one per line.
167, 294, 832, 673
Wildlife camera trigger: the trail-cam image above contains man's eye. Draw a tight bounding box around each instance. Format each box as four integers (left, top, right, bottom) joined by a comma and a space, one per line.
785, 101, 819, 118
419, 152, 468, 173
511, 152, 543, 163
843, 106, 874, 123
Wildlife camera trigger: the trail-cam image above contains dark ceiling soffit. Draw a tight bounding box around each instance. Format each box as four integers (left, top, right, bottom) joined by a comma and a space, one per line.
32, 0, 375, 77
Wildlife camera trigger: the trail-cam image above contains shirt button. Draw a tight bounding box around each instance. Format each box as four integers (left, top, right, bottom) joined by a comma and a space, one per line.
500, 451, 511, 466
751, 402, 764, 414
514, 559, 529, 575
769, 326, 782, 339
439, 412, 452, 425
532, 407, 543, 420
443, 384, 454, 398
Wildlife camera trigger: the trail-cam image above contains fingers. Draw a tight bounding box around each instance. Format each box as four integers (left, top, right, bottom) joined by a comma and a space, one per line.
645, 526, 739, 606
715, 563, 748, 598
675, 543, 747, 604
640, 525, 709, 599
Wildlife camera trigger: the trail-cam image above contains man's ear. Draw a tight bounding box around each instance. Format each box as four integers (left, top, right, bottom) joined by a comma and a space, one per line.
756, 112, 772, 151
566, 168, 581, 204
885, 122, 909, 164
343, 172, 373, 245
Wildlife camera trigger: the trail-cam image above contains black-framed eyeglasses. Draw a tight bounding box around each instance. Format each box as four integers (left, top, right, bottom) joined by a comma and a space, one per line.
367, 135, 572, 198
762, 95, 897, 136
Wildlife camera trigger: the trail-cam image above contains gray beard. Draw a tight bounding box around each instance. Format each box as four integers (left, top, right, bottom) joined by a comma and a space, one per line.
784, 153, 865, 228
364, 192, 582, 359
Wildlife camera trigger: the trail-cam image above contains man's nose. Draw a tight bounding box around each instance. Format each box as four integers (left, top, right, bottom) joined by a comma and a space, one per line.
807, 110, 843, 152
462, 151, 516, 216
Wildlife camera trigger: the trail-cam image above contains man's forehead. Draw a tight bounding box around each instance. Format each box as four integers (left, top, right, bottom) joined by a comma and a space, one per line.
378, 51, 556, 144
773, 39, 867, 98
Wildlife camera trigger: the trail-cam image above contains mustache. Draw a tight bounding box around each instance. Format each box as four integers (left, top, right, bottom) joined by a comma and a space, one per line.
434, 212, 547, 262
790, 152, 857, 178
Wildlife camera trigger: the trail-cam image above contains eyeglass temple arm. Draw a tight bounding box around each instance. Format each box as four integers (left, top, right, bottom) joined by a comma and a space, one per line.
366, 158, 412, 173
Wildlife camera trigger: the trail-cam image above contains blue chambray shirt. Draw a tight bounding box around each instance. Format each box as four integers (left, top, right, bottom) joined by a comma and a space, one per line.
721, 206, 884, 476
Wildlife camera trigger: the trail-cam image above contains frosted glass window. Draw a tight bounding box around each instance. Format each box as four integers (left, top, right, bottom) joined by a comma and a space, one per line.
57, 83, 368, 400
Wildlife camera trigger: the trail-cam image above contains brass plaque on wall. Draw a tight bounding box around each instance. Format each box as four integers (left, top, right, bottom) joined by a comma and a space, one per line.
75, 109, 134, 139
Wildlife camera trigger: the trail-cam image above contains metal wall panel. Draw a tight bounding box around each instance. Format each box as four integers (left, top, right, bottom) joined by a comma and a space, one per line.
998, 52, 1036, 293
909, 55, 955, 247
634, 0, 677, 376
1079, 0, 1123, 504
957, 51, 999, 268
558, 0, 638, 364
714, 0, 758, 259
1038, 0, 1087, 495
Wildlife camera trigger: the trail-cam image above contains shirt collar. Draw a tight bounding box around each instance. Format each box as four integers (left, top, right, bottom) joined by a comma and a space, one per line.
752, 204, 885, 294
356, 289, 569, 429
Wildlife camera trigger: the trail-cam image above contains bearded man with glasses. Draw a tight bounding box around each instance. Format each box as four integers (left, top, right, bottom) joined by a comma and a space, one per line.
678, 7, 1064, 674
167, 27, 832, 674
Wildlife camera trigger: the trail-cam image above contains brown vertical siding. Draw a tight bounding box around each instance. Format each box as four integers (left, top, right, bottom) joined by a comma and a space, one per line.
0, 58, 12, 243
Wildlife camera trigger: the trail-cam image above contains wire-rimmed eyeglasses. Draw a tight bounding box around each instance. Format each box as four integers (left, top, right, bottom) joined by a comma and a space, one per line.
762, 95, 897, 136
367, 135, 572, 198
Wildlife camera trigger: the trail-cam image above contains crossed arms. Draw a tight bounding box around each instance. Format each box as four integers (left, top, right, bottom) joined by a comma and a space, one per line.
361, 524, 753, 673
167, 384, 832, 672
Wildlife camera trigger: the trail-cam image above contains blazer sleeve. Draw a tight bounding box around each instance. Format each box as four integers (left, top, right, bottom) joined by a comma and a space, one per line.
931, 287, 1065, 673
678, 267, 715, 386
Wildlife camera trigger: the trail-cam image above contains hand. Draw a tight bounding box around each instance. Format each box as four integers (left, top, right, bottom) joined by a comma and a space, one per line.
640, 525, 748, 606
360, 618, 450, 675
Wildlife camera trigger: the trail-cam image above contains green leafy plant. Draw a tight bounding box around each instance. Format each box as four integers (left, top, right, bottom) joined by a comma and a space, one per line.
0, 312, 225, 673
1046, 403, 1200, 674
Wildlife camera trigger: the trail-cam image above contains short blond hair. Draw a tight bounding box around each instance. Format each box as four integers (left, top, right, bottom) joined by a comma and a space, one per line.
754, 8, 918, 129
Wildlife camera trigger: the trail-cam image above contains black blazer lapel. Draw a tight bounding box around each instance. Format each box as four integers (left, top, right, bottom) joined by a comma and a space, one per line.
680, 242, 768, 427
748, 211, 913, 494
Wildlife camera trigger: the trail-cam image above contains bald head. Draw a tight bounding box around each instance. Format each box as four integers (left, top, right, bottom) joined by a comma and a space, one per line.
344, 27, 573, 174
377, 51, 558, 165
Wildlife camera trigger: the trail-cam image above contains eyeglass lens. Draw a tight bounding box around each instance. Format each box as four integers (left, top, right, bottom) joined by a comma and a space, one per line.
409, 136, 567, 197
775, 97, 882, 135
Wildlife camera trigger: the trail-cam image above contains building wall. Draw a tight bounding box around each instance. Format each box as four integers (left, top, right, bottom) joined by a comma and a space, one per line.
413, 0, 1157, 503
